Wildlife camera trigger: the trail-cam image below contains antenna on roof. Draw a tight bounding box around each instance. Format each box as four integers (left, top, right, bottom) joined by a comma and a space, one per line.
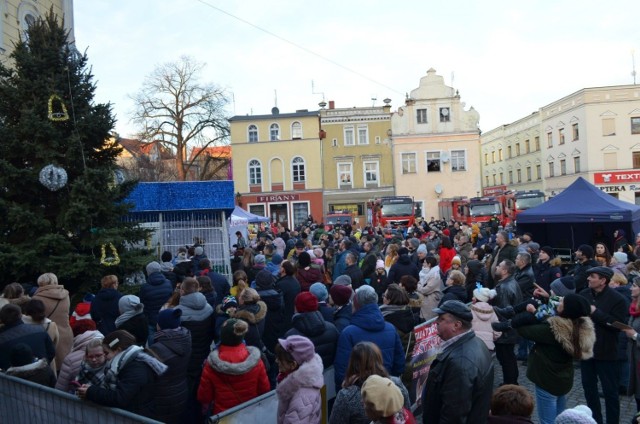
632, 49, 637, 85
312, 80, 326, 109
274, 89, 278, 107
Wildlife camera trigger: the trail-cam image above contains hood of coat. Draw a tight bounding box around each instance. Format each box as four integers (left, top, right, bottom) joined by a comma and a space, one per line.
548, 315, 596, 360
276, 353, 324, 401
178, 292, 213, 321
291, 311, 326, 337
34, 284, 68, 301
153, 327, 192, 357
233, 301, 267, 324
179, 292, 208, 311
351, 303, 386, 332
397, 254, 411, 265
6, 358, 51, 377
72, 330, 104, 351
471, 302, 496, 321
207, 345, 262, 375
96, 288, 121, 302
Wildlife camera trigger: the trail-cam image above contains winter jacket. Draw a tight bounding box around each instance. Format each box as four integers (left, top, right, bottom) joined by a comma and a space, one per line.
569, 259, 599, 293
493, 275, 523, 344
229, 301, 268, 350
518, 316, 595, 396
439, 285, 468, 306
360, 250, 379, 281
32, 284, 73, 371
470, 302, 501, 351
22, 316, 59, 371
329, 376, 410, 424
275, 275, 301, 332
533, 259, 562, 292
56, 330, 104, 392
627, 308, 640, 398
333, 304, 353, 333
514, 264, 536, 299
149, 327, 192, 424
90, 287, 122, 335
197, 344, 270, 414
439, 246, 456, 273
334, 303, 405, 388
318, 302, 335, 323
257, 288, 285, 352
286, 311, 339, 368
116, 313, 149, 347
0, 321, 56, 370
614, 284, 632, 361
422, 331, 494, 424
387, 254, 420, 285
139, 272, 173, 326
177, 292, 214, 322
6, 358, 56, 387
579, 285, 629, 360
276, 354, 324, 424
297, 267, 324, 292
344, 264, 365, 289
488, 243, 519, 287
371, 272, 390, 304
177, 293, 215, 392
417, 266, 443, 321
333, 250, 348, 282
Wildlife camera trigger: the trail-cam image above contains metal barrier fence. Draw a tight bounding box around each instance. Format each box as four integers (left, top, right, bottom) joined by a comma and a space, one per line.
0, 372, 162, 424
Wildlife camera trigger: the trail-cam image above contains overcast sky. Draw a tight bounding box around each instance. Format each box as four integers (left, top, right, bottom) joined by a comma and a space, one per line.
73, 1, 639, 138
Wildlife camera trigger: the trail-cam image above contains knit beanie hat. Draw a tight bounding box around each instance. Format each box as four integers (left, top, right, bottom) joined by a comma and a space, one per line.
146, 261, 161, 275
278, 335, 316, 364
83, 293, 95, 303
473, 287, 497, 303
309, 282, 328, 302
194, 246, 204, 256
118, 295, 143, 314
528, 242, 540, 252
376, 259, 385, 270
271, 254, 283, 265
466, 260, 483, 275
361, 375, 404, 418
71, 319, 97, 337
409, 238, 420, 250
220, 318, 248, 346
254, 270, 274, 289
254, 254, 266, 265
157, 308, 182, 330
298, 251, 311, 268
295, 292, 318, 313
540, 246, 555, 258
559, 294, 591, 320
451, 256, 461, 266
222, 295, 238, 312
334, 275, 352, 286
613, 251, 628, 264
577, 244, 594, 259
416, 244, 428, 254
330, 285, 352, 306
354, 285, 378, 308
555, 405, 597, 424
550, 276, 576, 297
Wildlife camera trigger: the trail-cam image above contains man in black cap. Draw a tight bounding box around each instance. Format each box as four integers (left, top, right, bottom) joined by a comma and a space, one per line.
568, 244, 598, 293
533, 246, 562, 292
422, 300, 494, 424
578, 266, 628, 424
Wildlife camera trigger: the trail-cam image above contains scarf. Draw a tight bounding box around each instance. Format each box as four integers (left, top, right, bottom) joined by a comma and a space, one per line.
380, 304, 408, 318
103, 345, 167, 390
115, 311, 142, 328
76, 361, 107, 389
630, 301, 640, 318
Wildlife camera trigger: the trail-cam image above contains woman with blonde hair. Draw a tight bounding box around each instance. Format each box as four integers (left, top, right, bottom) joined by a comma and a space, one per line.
232, 270, 249, 297
384, 243, 400, 270
32, 272, 73, 371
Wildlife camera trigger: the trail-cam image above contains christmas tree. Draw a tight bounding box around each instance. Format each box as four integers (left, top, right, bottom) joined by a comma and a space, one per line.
0, 11, 151, 290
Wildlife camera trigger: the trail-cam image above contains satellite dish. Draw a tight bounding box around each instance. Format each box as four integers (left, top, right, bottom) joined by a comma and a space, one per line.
435, 184, 443, 194
441, 152, 450, 163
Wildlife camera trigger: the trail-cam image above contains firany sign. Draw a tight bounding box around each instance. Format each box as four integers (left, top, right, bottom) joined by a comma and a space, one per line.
256, 194, 300, 202
594, 171, 640, 193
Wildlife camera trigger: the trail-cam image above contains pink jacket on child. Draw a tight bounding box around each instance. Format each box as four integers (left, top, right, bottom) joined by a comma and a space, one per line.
471, 302, 501, 351
276, 353, 324, 424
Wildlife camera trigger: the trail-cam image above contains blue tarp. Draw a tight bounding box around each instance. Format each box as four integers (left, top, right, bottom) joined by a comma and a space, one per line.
231, 206, 270, 224
125, 181, 235, 214
517, 177, 640, 248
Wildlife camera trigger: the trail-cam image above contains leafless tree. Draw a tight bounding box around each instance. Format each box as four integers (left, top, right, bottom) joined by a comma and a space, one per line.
130, 56, 230, 181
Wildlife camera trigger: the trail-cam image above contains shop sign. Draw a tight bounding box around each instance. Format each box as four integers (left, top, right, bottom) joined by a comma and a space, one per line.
598, 184, 640, 193
594, 171, 640, 184
256, 194, 300, 202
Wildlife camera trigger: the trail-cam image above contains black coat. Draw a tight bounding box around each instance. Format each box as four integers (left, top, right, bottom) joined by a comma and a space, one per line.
514, 264, 536, 299
149, 328, 192, 424
139, 273, 173, 326
90, 287, 122, 335
333, 305, 352, 333
534, 260, 562, 293
116, 313, 149, 347
181, 314, 215, 393
569, 259, 598, 293
439, 285, 468, 306
286, 311, 339, 368
493, 275, 523, 344
579, 285, 629, 360
387, 254, 420, 285
0, 322, 55, 370
256, 288, 285, 352
275, 275, 301, 332
201, 270, 230, 306
344, 264, 365, 289
360, 251, 379, 281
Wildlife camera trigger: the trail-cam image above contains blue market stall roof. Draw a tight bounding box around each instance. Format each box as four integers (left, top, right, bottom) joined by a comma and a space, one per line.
125, 181, 235, 214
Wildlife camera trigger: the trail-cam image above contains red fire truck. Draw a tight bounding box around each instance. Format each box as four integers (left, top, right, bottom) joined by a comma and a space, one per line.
499, 190, 546, 225
324, 211, 354, 231
437, 197, 470, 223
369, 196, 416, 228
438, 196, 506, 226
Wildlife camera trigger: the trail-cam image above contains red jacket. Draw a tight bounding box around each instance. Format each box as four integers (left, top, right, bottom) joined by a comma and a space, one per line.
439, 247, 456, 273
197, 344, 270, 414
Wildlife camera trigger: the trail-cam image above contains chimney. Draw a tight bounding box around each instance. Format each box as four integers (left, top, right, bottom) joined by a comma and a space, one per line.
329, 100, 335, 109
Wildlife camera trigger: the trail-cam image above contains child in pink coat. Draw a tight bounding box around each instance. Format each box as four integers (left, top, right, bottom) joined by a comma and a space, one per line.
471, 287, 502, 352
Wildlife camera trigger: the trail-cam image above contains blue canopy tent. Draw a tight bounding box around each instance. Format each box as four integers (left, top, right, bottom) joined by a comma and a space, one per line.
229, 206, 270, 248
517, 177, 640, 249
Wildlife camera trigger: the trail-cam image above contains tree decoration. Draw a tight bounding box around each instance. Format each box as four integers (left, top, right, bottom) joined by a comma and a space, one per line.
39, 164, 68, 191
47, 94, 69, 121
100, 243, 120, 266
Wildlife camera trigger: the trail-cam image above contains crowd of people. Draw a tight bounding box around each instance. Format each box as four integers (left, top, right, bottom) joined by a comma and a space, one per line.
2, 218, 640, 424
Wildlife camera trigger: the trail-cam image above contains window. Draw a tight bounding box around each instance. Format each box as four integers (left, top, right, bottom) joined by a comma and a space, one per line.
507, 146, 512, 159
492, 174, 497, 186
534, 136, 540, 151
291, 122, 302, 139
547, 132, 553, 147
491, 151, 496, 163
357, 125, 369, 145
451, 150, 466, 171
332, 138, 338, 147
292, 202, 310, 227
559, 128, 565, 145
364, 161, 379, 185
572, 123, 579, 141
338, 163, 353, 186
560, 159, 566, 175
292, 156, 305, 182
632, 117, 640, 135
270, 123, 280, 141
426, 151, 441, 172
248, 125, 258, 142
499, 172, 504, 184
525, 140, 530, 153
485, 176, 490, 186
526, 167, 532, 181
344, 126, 354, 146
604, 152, 617, 170
602, 118, 616, 136
508, 171, 513, 184
574, 157, 581, 173
498, 149, 503, 160
536, 164, 541, 180
249, 159, 262, 185
548, 162, 555, 177
249, 204, 266, 217
375, 136, 381, 144
516, 169, 522, 183
417, 109, 428, 124
401, 153, 417, 174
633, 152, 640, 169
440, 107, 450, 122
515, 144, 520, 156
484, 153, 489, 165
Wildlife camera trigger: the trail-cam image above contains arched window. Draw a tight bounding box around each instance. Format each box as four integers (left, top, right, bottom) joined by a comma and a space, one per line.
292, 156, 305, 182
248, 125, 258, 143
291, 121, 302, 139
270, 124, 280, 141
248, 159, 262, 185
